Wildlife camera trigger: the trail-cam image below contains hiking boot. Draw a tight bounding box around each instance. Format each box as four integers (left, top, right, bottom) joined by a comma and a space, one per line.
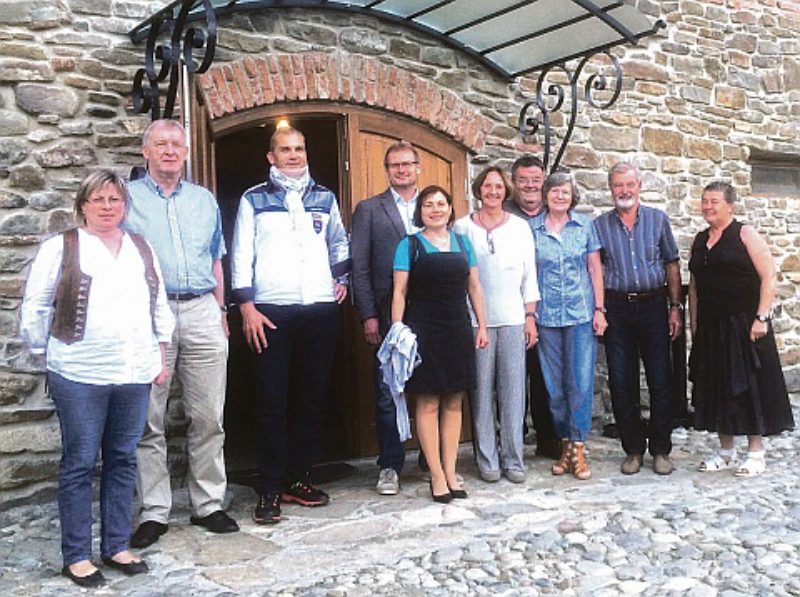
253, 494, 281, 525
653, 454, 674, 476
282, 480, 330, 507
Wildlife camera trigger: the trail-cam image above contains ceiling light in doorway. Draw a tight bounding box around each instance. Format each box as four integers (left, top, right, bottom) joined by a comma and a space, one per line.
276, 118, 291, 130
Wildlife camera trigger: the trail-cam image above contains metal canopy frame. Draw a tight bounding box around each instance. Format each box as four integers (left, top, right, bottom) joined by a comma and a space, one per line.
128, 0, 666, 172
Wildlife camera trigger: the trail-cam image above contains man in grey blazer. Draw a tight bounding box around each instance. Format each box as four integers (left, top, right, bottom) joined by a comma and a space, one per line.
351, 140, 420, 495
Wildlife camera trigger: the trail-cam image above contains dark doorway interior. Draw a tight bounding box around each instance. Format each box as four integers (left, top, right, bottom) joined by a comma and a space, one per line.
215, 116, 354, 479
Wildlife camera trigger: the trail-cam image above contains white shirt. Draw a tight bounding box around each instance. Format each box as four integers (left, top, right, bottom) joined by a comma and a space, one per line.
20, 229, 174, 384
390, 188, 419, 234
453, 214, 540, 327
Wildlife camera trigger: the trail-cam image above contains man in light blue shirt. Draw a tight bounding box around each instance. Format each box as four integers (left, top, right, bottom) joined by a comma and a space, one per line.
124, 119, 238, 547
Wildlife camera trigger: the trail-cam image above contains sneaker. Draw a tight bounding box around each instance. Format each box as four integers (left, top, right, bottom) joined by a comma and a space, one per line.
479, 469, 501, 483
504, 469, 526, 484
621, 453, 644, 475
253, 494, 281, 525
282, 480, 330, 507
376, 468, 400, 495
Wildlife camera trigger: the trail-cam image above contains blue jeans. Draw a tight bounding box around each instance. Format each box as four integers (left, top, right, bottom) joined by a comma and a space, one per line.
374, 357, 405, 473
48, 372, 150, 566
537, 323, 596, 442
604, 296, 673, 456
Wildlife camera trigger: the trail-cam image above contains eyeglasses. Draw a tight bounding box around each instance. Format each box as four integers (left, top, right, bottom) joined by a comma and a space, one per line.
387, 161, 419, 170
487, 231, 495, 254
513, 177, 541, 186
87, 196, 124, 206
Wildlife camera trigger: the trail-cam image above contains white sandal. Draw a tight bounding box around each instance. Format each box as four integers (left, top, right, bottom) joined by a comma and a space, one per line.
735, 450, 766, 477
698, 448, 737, 472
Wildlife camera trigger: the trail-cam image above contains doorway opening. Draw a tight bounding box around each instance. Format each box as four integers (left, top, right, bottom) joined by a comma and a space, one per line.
215, 114, 354, 478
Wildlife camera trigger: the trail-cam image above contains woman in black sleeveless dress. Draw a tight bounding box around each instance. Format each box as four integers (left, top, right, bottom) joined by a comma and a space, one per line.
392, 185, 489, 503
689, 181, 793, 477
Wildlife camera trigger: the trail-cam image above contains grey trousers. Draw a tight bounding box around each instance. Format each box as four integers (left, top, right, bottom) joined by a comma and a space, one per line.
471, 325, 526, 475
136, 293, 229, 522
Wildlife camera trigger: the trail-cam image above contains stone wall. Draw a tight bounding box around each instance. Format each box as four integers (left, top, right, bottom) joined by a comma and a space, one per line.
0, 0, 798, 508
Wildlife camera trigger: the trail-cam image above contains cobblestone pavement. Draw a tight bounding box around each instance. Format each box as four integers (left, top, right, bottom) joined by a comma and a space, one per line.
2, 401, 799, 596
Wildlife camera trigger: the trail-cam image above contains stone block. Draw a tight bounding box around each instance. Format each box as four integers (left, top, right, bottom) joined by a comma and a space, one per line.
0, 42, 47, 60
0, 111, 25, 137
15, 83, 79, 117
563, 146, 601, 169
589, 125, 638, 151
0, 139, 28, 167
9, 164, 46, 190
728, 33, 757, 53
389, 39, 419, 61
0, 407, 54, 425
0, 213, 44, 236
0, 421, 61, 454
686, 138, 723, 163
75, 58, 127, 80
0, 373, 39, 406
0, 0, 66, 25
623, 60, 669, 82
715, 86, 746, 109
642, 127, 683, 156
680, 85, 711, 104
69, 0, 112, 15
0, 454, 59, 490
0, 190, 26, 209
48, 209, 74, 233
27, 191, 66, 211
421, 47, 455, 68
286, 22, 337, 46
0, 59, 54, 82
341, 29, 387, 55
728, 67, 761, 92
784, 58, 800, 91
34, 140, 96, 168
0, 247, 33, 272
44, 32, 111, 48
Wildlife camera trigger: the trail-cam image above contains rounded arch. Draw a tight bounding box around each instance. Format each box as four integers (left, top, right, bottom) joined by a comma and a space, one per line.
194, 52, 491, 152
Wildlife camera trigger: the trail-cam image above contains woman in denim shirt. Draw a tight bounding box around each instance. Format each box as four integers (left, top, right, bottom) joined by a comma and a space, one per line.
529, 171, 607, 480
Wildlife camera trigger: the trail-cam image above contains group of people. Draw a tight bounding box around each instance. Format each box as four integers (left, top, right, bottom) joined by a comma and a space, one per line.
19, 119, 793, 587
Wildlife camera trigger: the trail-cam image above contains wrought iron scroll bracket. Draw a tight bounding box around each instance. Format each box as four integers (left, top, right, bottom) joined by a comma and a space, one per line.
132, 0, 217, 120
518, 50, 623, 173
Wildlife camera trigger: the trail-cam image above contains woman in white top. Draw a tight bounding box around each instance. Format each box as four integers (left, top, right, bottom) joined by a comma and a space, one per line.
454, 166, 539, 483
21, 170, 173, 588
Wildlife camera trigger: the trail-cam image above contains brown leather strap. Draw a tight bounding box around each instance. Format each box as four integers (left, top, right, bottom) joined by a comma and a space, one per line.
128, 232, 160, 336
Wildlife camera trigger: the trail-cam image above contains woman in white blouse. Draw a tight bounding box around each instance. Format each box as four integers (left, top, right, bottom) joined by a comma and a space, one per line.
454, 166, 539, 483
21, 170, 173, 588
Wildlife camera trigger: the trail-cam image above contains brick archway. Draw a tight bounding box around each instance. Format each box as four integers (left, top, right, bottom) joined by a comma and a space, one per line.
195, 52, 491, 152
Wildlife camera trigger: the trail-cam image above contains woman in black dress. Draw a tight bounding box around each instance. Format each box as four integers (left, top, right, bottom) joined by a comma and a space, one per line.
392, 185, 489, 502
689, 181, 794, 477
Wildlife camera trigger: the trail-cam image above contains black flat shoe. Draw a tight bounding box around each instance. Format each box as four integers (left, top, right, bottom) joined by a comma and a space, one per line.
102, 557, 148, 576
61, 566, 106, 588
190, 510, 240, 533
130, 521, 168, 548
429, 480, 452, 504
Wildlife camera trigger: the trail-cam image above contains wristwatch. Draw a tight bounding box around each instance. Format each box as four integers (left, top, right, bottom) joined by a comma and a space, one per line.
755, 313, 771, 323
670, 302, 684, 312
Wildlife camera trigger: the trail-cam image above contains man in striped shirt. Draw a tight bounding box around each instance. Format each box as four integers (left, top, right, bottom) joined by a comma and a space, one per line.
593, 162, 683, 477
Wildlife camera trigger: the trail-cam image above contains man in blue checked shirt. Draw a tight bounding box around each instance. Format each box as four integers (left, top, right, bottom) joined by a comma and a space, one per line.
231, 127, 350, 525
125, 119, 238, 548
594, 162, 683, 477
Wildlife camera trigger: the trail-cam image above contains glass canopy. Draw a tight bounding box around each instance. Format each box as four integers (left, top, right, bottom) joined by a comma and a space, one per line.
129, 0, 665, 79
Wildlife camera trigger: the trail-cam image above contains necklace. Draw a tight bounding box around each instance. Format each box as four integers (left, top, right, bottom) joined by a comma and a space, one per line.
476, 210, 508, 254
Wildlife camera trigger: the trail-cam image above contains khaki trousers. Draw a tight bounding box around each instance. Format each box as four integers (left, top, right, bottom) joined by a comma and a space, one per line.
136, 293, 229, 522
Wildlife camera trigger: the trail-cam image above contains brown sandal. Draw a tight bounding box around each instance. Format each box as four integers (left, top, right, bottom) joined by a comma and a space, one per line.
571, 442, 591, 480
551, 440, 572, 476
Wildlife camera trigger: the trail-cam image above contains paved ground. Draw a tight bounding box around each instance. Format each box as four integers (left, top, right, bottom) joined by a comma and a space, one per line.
2, 401, 799, 596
